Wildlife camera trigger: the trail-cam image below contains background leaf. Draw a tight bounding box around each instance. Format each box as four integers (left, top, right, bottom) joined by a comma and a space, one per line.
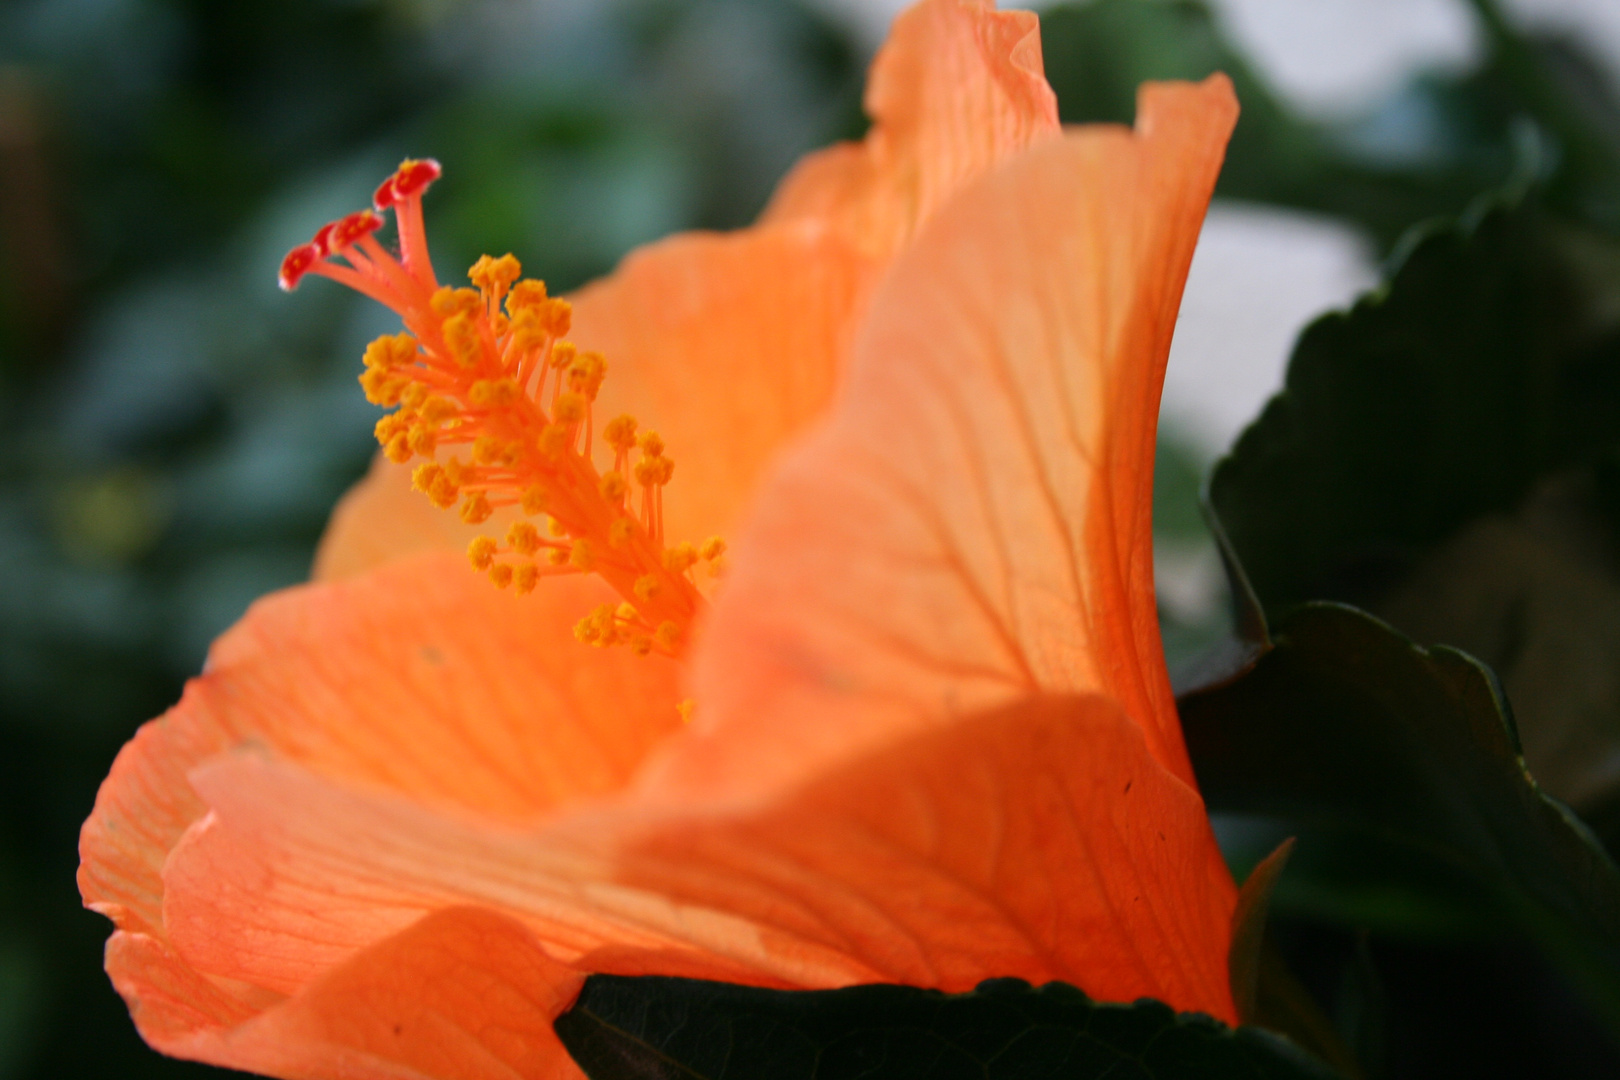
1180, 604, 1620, 1004
1205, 193, 1620, 818
555, 976, 1341, 1080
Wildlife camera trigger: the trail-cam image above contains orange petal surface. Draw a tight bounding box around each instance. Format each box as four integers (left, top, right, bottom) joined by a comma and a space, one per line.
81, 551, 681, 946
764, 0, 1058, 256
660, 77, 1239, 808
316, 0, 1061, 577
111, 906, 585, 1080
313, 452, 511, 581
146, 693, 1231, 1025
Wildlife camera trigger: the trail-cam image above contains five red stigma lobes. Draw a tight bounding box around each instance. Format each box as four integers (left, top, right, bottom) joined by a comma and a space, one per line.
280, 159, 724, 658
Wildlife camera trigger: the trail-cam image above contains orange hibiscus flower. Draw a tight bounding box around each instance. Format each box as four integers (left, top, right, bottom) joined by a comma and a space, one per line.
79, 3, 1240, 1078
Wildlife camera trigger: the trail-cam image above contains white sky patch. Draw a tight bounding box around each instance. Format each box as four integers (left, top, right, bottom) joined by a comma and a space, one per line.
1162, 202, 1378, 459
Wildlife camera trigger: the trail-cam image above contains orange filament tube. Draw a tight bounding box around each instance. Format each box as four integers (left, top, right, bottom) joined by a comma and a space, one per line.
281, 159, 724, 656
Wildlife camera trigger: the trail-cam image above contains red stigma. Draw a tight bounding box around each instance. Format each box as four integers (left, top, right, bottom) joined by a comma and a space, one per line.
373, 176, 399, 211
392, 158, 442, 200
278, 243, 320, 292
330, 209, 384, 250
312, 222, 338, 258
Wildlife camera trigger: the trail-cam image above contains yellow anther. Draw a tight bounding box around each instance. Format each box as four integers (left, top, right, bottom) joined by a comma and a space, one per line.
664, 542, 698, 574
459, 490, 493, 525
540, 297, 572, 336
554, 393, 586, 424
664, 540, 696, 573
634, 455, 674, 487
407, 423, 437, 456
375, 413, 409, 444
676, 699, 694, 723
359, 367, 406, 406
427, 473, 459, 509
468, 535, 498, 571
442, 312, 482, 368
604, 414, 639, 453
419, 396, 458, 424
507, 521, 540, 555
412, 462, 444, 492
400, 383, 430, 410
539, 423, 571, 458
568, 351, 607, 402
334, 187, 709, 643
573, 603, 618, 647
469, 254, 521, 299
469, 379, 520, 408
509, 308, 549, 351
506, 279, 548, 314
473, 434, 504, 466
430, 286, 482, 318
363, 332, 417, 370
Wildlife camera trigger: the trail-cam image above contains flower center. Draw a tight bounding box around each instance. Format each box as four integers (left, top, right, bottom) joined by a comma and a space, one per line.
280, 159, 722, 657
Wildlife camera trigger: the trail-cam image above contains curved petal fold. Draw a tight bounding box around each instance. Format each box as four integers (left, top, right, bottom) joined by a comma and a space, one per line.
109, 907, 585, 1080
155, 694, 1234, 1024
80, 553, 682, 940
671, 77, 1238, 804
765, 0, 1059, 256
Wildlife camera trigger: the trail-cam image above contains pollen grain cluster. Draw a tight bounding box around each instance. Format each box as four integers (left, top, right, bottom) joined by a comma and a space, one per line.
280, 159, 722, 656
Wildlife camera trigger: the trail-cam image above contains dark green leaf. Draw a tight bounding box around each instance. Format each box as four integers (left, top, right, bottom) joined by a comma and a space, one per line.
1206, 194, 1620, 812
1179, 602, 1620, 1019
1209, 195, 1620, 619
555, 976, 1342, 1080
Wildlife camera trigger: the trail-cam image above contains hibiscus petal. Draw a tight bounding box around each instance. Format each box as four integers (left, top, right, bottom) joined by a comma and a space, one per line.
314, 452, 511, 581
567, 226, 879, 547
665, 77, 1239, 804
158, 694, 1233, 1020
80, 553, 681, 940
109, 907, 585, 1080
764, 0, 1059, 256
315, 0, 1061, 576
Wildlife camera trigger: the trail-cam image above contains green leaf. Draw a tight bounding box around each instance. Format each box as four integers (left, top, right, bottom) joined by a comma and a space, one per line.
554, 976, 1342, 1080
1178, 602, 1620, 1019
1206, 194, 1620, 813
1209, 195, 1620, 617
